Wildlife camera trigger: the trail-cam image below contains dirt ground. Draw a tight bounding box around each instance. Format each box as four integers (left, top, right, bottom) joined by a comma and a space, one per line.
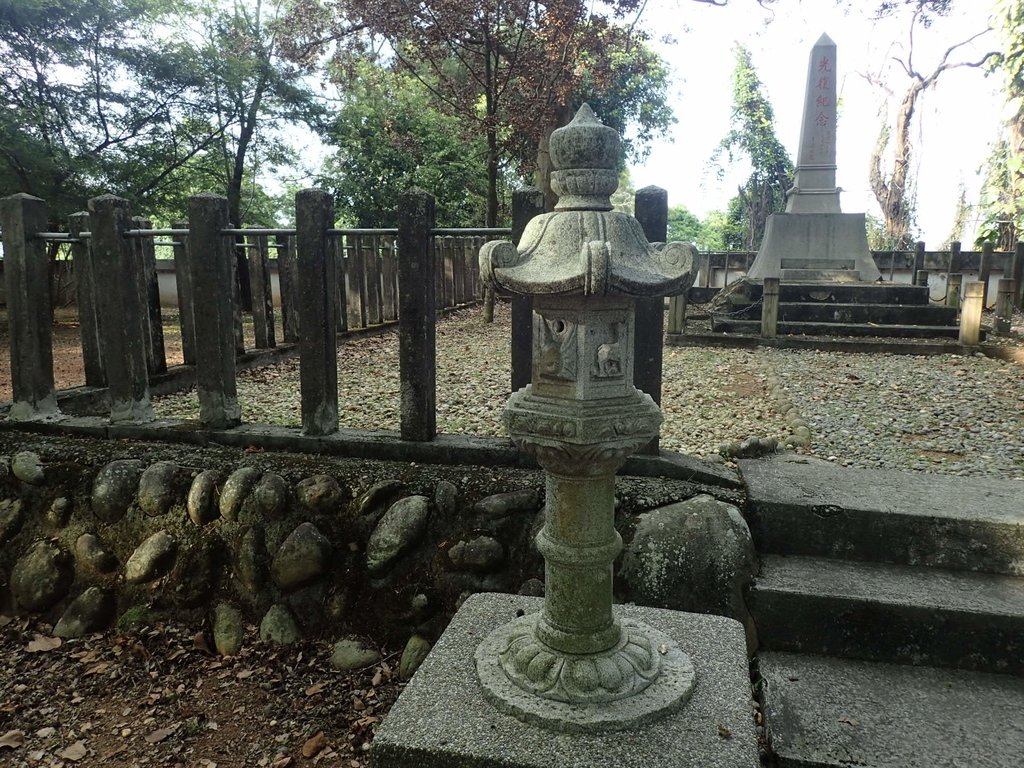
0, 616, 403, 767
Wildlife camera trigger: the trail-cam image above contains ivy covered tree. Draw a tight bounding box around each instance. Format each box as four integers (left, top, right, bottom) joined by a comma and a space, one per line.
711, 44, 793, 250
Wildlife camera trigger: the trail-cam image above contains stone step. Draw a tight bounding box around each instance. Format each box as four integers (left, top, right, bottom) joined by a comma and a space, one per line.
779, 269, 861, 282
759, 651, 1024, 768
738, 458, 1024, 575
777, 301, 957, 325
748, 282, 933, 305
749, 555, 1024, 674
709, 317, 961, 338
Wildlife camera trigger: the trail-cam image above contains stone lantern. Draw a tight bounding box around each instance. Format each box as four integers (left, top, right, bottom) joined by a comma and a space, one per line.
476, 104, 697, 732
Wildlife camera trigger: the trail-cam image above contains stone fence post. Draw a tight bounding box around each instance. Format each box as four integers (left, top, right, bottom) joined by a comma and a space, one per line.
979, 242, 993, 307
134, 217, 166, 375
296, 189, 338, 436
248, 234, 276, 349
187, 194, 241, 429
88, 195, 153, 423
634, 185, 667, 455
398, 190, 436, 441
946, 272, 962, 311
276, 234, 300, 343
994, 278, 1016, 336
947, 240, 961, 276
913, 240, 926, 285
172, 220, 197, 365
761, 277, 780, 339
959, 281, 984, 347
1013, 241, 1024, 309
511, 187, 545, 393
69, 211, 105, 387
0, 194, 58, 420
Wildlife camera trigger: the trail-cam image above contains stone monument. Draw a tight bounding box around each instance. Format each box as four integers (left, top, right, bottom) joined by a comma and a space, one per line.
371, 106, 759, 768
746, 33, 881, 282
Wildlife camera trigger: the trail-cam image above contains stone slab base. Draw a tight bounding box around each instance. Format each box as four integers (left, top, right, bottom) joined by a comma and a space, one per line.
747, 213, 880, 282
371, 594, 759, 768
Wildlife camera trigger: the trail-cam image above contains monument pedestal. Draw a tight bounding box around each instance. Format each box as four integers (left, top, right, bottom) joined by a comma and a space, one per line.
746, 212, 881, 282
371, 594, 760, 768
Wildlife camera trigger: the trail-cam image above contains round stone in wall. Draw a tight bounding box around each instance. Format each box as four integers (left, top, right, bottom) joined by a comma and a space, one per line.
124, 531, 178, 584
11, 540, 72, 612
366, 495, 430, 575
295, 474, 344, 515
271, 522, 331, 591
187, 470, 223, 526
330, 638, 381, 671
220, 467, 261, 521
92, 460, 145, 523
11, 451, 44, 485
213, 602, 244, 656
137, 461, 190, 517
248, 473, 288, 519
259, 604, 299, 645
54, 587, 115, 638
0, 499, 23, 547
75, 533, 118, 574
447, 535, 505, 573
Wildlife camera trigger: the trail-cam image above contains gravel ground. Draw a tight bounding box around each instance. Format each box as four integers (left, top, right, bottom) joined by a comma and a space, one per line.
152, 301, 1024, 480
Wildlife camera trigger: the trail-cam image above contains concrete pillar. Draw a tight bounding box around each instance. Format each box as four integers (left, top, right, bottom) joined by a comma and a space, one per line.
69, 211, 105, 387
761, 277, 780, 338
634, 186, 667, 456
276, 234, 300, 343
398, 190, 436, 442
994, 278, 1015, 335
87, 195, 153, 423
979, 242, 993, 307
247, 235, 275, 349
913, 240, 926, 285
0, 194, 59, 420
133, 217, 166, 374
959, 281, 984, 346
946, 272, 962, 312
666, 290, 687, 334
511, 188, 544, 392
947, 240, 962, 275
186, 194, 241, 429
171, 220, 196, 365
295, 189, 338, 436
915, 269, 929, 288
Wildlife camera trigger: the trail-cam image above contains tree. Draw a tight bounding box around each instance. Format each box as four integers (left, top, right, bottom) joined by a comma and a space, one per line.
864, 1, 995, 248
711, 44, 793, 250
320, 60, 488, 227
667, 205, 703, 244
284, 0, 674, 224
975, 0, 1024, 248
0, 0, 216, 222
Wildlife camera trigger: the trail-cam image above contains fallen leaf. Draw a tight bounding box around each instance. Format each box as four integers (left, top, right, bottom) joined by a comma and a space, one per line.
0, 615, 13, 627
193, 632, 212, 655
717, 724, 732, 739
167, 648, 187, 661
0, 730, 25, 749
58, 740, 88, 761
144, 726, 176, 744
838, 715, 859, 727
236, 669, 254, 680
305, 682, 327, 697
271, 757, 293, 768
26, 635, 61, 653
302, 731, 327, 759
351, 697, 365, 711
85, 662, 111, 675
35, 727, 56, 738
371, 669, 383, 687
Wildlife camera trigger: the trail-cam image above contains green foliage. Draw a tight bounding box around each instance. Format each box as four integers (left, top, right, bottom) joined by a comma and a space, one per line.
321, 62, 488, 227
667, 206, 702, 243
711, 45, 794, 250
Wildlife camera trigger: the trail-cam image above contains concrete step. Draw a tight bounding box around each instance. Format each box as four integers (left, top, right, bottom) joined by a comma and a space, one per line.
738, 458, 1024, 575
777, 302, 957, 325
710, 317, 961, 338
739, 282, 933, 305
749, 555, 1024, 674
759, 651, 1024, 768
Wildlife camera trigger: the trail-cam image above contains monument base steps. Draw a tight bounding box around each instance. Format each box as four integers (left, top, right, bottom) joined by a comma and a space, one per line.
371, 594, 760, 768
710, 280, 964, 339
737, 456, 1024, 765
779, 269, 860, 282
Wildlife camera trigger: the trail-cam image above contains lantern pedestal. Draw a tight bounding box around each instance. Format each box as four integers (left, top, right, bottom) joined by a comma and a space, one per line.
371, 594, 759, 767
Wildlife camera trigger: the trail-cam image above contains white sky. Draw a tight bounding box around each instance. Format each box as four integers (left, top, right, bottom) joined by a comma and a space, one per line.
628, 0, 1004, 244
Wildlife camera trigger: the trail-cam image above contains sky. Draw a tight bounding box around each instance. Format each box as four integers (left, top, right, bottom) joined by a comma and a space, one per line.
628, 0, 1005, 245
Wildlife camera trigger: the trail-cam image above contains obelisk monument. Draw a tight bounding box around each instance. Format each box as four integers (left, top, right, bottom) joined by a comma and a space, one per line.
747, 33, 880, 281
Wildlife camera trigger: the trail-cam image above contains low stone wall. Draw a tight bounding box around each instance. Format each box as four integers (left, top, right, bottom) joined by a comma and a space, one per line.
0, 432, 754, 657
